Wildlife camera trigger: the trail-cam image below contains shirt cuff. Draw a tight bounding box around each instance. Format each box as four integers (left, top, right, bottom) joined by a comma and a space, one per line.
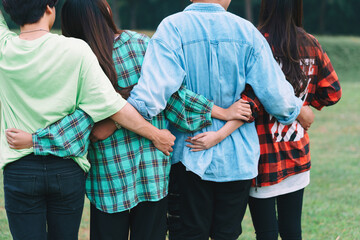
277, 97, 303, 125
127, 97, 152, 120
32, 133, 48, 156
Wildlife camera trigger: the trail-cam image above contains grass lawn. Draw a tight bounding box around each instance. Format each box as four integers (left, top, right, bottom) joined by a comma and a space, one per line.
0, 35, 359, 239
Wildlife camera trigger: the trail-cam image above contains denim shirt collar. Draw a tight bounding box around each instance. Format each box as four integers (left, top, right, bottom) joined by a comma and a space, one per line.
184, 3, 226, 13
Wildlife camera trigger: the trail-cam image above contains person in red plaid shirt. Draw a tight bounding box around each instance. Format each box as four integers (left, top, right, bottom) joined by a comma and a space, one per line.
188, 0, 342, 239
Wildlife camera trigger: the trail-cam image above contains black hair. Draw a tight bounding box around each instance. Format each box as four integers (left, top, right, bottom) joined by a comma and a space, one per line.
259, 0, 317, 96
61, 0, 121, 91
2, 0, 58, 26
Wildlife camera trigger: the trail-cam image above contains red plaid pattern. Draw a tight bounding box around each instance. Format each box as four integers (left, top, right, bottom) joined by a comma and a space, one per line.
244, 34, 342, 187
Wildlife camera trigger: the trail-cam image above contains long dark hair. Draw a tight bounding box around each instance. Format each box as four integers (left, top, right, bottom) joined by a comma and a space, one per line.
61, 0, 121, 89
259, 0, 315, 96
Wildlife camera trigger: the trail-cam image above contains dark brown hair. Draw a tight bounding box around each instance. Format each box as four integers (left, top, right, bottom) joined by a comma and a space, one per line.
61, 0, 122, 89
258, 0, 316, 96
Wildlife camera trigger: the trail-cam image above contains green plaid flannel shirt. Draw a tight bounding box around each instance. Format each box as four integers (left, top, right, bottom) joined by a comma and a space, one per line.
32, 30, 213, 213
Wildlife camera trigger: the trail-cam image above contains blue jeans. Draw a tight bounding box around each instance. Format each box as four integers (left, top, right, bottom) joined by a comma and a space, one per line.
3, 154, 85, 240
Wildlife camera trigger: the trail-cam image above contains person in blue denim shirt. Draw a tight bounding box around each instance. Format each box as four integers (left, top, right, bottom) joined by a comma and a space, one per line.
127, 1, 303, 239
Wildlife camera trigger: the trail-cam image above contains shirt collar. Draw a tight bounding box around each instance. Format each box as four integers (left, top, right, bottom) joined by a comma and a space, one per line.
184, 3, 226, 13
114, 30, 131, 48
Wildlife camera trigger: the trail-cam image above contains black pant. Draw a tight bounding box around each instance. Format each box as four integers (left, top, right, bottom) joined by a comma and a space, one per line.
168, 162, 252, 240
248, 189, 305, 240
4, 154, 85, 240
90, 197, 168, 240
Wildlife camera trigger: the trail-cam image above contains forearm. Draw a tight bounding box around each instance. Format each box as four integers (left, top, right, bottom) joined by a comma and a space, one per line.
217, 120, 244, 142
211, 105, 228, 121
110, 103, 161, 142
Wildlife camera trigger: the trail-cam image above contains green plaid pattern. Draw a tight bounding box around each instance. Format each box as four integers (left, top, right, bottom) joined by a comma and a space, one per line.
165, 84, 214, 132
33, 110, 94, 157
113, 31, 146, 88
32, 30, 214, 213
87, 31, 171, 213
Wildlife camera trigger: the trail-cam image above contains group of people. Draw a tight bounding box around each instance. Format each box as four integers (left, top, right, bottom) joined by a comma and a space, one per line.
0, 0, 341, 239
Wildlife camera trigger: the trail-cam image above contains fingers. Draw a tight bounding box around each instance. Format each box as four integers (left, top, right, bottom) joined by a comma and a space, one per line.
191, 133, 206, 141
186, 144, 206, 152
186, 144, 206, 150
236, 115, 251, 122
161, 145, 173, 156
233, 102, 252, 120
5, 131, 17, 148
6, 128, 20, 134
5, 130, 17, 139
239, 99, 249, 103
186, 138, 204, 146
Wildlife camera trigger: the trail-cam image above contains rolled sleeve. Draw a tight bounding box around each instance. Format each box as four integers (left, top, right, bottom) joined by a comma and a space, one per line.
32, 109, 94, 157
165, 85, 214, 132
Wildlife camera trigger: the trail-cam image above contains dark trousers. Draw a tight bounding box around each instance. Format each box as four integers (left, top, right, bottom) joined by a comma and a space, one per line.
168, 162, 252, 240
248, 188, 305, 240
3, 154, 85, 240
90, 197, 168, 240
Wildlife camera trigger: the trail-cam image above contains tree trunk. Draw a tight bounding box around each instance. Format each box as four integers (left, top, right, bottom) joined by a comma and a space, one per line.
129, 0, 139, 29
318, 0, 327, 34
245, 0, 253, 23
110, 0, 122, 29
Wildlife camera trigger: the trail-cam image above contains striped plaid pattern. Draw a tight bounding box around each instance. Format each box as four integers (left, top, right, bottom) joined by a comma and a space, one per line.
248, 34, 342, 187
33, 110, 94, 157
113, 31, 147, 88
85, 31, 171, 213
32, 30, 214, 213
165, 84, 214, 132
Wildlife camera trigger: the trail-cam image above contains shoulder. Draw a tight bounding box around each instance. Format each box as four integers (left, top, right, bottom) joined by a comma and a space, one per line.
114, 30, 150, 50
123, 30, 150, 43
52, 34, 94, 59
298, 30, 325, 60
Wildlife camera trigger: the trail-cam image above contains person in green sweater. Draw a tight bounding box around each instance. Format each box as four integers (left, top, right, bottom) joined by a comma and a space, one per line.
0, 1, 175, 239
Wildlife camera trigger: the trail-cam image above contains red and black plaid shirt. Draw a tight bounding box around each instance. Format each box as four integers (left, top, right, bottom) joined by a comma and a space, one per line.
242, 34, 342, 187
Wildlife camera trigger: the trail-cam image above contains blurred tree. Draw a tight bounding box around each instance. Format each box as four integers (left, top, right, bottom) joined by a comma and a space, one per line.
0, 0, 360, 35
318, 0, 327, 34
109, 0, 122, 28
245, 0, 253, 22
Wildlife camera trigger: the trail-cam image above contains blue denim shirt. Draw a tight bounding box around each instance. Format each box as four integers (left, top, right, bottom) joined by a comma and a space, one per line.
128, 3, 302, 182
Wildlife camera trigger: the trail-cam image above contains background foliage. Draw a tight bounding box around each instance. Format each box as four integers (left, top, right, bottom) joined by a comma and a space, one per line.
0, 0, 359, 239
1, 0, 360, 35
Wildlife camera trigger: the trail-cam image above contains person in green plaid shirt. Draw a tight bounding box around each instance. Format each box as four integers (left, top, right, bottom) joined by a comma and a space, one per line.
3, 0, 248, 239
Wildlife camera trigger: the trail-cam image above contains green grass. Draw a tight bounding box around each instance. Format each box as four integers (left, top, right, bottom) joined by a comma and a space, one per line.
238, 80, 360, 240
1, 35, 359, 239
315, 35, 360, 82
